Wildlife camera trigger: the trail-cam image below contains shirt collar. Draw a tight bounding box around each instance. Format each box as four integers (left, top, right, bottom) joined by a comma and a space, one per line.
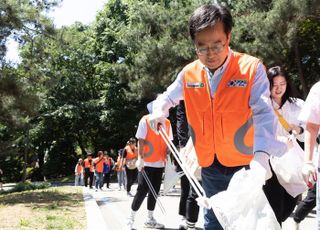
201, 47, 232, 75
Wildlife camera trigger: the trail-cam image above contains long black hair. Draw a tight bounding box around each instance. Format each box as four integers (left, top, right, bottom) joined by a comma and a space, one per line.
267, 66, 297, 108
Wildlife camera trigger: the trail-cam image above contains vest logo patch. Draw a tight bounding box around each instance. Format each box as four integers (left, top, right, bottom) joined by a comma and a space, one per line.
228, 79, 247, 87
186, 82, 205, 88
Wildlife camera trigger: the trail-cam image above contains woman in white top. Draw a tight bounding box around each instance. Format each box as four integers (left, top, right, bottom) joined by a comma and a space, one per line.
269, 66, 304, 143
263, 66, 305, 225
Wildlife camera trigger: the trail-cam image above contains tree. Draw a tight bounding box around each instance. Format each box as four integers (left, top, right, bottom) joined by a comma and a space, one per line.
230, 0, 320, 96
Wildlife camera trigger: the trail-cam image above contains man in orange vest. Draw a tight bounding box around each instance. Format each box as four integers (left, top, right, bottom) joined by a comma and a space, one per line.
147, 3, 286, 230
94, 151, 105, 191
84, 152, 94, 189
126, 114, 173, 230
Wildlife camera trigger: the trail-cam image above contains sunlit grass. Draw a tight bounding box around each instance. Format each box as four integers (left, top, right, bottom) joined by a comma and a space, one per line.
0, 186, 86, 229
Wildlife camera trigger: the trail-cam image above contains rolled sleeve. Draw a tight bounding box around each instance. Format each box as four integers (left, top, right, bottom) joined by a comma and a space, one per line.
250, 63, 287, 156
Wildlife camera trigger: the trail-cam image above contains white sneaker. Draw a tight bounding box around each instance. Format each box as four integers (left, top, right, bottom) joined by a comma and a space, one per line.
144, 217, 164, 229
178, 217, 187, 230
126, 217, 134, 230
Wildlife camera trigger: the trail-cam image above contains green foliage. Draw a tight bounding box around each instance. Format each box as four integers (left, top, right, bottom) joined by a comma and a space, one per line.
0, 181, 50, 194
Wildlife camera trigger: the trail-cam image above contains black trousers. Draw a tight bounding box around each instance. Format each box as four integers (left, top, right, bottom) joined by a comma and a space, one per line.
263, 166, 299, 224
126, 167, 138, 193
131, 167, 164, 211
186, 182, 200, 223
293, 184, 316, 223
179, 174, 190, 217
103, 172, 111, 188
84, 168, 94, 188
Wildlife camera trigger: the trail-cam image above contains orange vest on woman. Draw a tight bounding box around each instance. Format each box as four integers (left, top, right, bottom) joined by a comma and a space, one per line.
183, 52, 260, 167
142, 115, 170, 163
125, 145, 137, 160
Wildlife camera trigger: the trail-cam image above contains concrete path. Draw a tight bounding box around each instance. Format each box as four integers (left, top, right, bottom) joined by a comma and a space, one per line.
83, 182, 317, 230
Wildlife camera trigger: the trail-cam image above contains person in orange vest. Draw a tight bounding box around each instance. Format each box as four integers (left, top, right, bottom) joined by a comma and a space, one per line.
102, 151, 114, 189
126, 114, 173, 230
115, 149, 126, 190
147, 3, 286, 230
123, 138, 138, 197
94, 151, 105, 191
84, 152, 94, 189
74, 158, 84, 186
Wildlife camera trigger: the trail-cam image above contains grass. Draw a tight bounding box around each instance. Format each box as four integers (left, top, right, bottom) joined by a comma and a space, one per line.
0, 186, 86, 230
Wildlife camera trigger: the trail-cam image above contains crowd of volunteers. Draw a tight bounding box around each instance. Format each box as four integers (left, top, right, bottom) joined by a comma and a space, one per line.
74, 3, 319, 230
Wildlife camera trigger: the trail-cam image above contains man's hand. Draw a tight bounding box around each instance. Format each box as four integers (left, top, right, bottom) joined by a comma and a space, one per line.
196, 196, 211, 209
135, 157, 144, 171
302, 161, 316, 188
148, 114, 166, 134
249, 151, 272, 181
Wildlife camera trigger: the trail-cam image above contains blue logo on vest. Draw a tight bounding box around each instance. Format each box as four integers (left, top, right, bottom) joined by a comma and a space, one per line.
228, 80, 247, 87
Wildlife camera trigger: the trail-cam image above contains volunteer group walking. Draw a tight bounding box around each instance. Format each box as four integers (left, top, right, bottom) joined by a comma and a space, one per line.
74, 3, 320, 230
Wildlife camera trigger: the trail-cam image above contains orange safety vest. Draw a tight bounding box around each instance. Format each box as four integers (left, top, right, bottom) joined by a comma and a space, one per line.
183, 52, 259, 167
76, 164, 83, 174
94, 157, 104, 173
125, 145, 137, 160
84, 158, 94, 172
142, 115, 170, 163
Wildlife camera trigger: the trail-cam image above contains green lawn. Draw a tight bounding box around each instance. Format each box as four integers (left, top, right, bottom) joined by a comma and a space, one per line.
0, 186, 86, 229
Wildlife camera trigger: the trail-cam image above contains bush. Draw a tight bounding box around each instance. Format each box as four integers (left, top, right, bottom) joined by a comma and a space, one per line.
0, 181, 51, 194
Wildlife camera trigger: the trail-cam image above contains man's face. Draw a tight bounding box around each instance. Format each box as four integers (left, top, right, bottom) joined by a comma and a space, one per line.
194, 22, 230, 70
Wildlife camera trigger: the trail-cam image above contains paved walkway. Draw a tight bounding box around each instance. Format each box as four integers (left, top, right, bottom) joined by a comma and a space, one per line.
83, 182, 317, 230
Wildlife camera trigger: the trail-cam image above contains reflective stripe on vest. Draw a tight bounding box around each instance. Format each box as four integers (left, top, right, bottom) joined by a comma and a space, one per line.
183, 52, 259, 167
143, 115, 170, 163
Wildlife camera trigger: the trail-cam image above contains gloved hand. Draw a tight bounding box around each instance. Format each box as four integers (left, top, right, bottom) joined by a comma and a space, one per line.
196, 196, 211, 209
135, 157, 144, 171
249, 151, 272, 181
148, 113, 166, 134
302, 161, 316, 188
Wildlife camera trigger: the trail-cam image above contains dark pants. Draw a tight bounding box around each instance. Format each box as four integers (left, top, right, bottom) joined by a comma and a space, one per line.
179, 174, 190, 217
131, 167, 164, 211
293, 185, 316, 223
84, 168, 94, 188
126, 167, 138, 193
103, 172, 111, 188
263, 166, 299, 224
178, 166, 200, 223
202, 158, 245, 230
186, 182, 200, 223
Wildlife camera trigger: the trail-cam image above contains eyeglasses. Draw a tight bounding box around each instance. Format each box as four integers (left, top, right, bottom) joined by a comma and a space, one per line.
195, 42, 226, 55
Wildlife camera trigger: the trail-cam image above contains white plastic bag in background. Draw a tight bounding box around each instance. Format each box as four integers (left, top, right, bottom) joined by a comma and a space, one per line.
270, 138, 308, 197
210, 168, 281, 230
163, 155, 184, 195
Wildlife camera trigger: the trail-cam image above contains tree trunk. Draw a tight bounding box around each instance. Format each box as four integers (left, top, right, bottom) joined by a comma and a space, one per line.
77, 134, 87, 156
294, 38, 308, 98
21, 130, 29, 183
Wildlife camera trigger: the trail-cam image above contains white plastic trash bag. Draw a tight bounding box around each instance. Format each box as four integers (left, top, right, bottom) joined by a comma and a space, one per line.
163, 155, 184, 195
270, 138, 308, 197
210, 168, 281, 230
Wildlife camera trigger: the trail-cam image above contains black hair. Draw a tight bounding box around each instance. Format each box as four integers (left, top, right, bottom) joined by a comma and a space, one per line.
189, 4, 233, 41
127, 137, 136, 145
267, 66, 297, 108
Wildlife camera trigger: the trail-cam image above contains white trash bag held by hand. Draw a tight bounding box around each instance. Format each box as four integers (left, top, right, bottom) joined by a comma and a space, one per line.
270, 138, 308, 197
210, 168, 281, 230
